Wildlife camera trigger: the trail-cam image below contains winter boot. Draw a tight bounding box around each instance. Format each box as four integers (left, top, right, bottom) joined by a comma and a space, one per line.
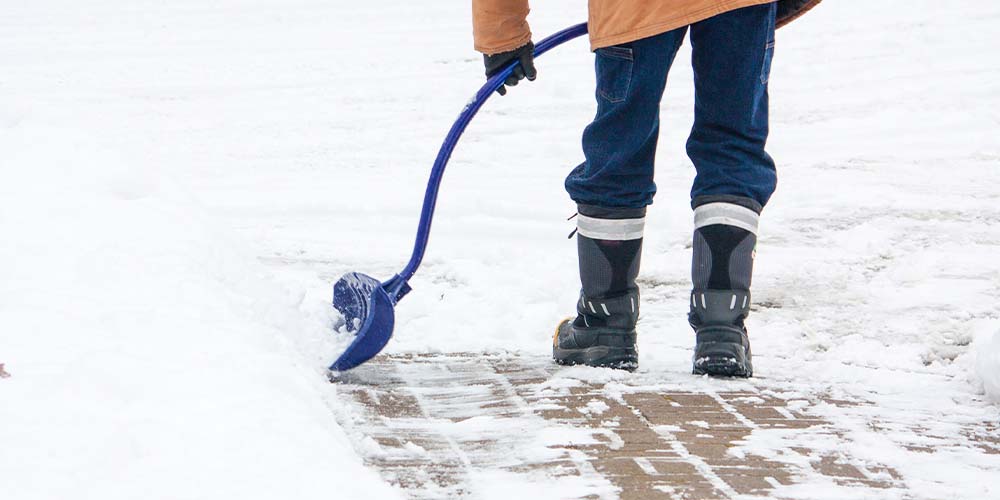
554, 205, 644, 371
689, 198, 760, 377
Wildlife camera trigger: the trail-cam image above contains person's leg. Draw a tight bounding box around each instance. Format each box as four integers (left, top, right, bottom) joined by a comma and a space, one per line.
555, 28, 686, 370
685, 3, 777, 377
566, 27, 687, 209
687, 2, 777, 207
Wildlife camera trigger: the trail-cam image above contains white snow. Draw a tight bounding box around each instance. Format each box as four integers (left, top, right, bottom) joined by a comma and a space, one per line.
578, 399, 611, 415
0, 116, 396, 496
2, 0, 999, 498
977, 330, 1000, 402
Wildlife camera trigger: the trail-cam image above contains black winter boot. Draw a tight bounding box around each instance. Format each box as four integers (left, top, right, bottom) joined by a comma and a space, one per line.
554, 204, 644, 371
689, 197, 760, 378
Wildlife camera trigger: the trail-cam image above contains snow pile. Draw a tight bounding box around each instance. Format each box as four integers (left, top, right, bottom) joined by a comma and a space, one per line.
976, 330, 1000, 402
0, 112, 396, 500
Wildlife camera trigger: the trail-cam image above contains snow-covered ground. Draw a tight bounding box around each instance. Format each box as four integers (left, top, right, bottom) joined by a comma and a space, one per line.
2, 0, 999, 499
0, 114, 399, 497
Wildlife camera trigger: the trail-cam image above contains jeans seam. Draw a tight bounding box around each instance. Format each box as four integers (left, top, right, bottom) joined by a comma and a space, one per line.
760, 41, 774, 85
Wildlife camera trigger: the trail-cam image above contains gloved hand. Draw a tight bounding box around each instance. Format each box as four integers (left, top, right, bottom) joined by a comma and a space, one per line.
483, 42, 536, 96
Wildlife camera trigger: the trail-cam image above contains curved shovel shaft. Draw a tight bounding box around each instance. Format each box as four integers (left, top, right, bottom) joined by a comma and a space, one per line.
330, 23, 589, 372
395, 22, 589, 293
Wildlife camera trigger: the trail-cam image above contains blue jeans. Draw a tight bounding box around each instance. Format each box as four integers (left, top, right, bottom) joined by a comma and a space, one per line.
565, 3, 777, 211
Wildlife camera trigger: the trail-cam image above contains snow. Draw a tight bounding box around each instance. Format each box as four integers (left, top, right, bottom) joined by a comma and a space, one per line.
0, 115, 396, 497
977, 330, 1000, 402
2, 0, 999, 498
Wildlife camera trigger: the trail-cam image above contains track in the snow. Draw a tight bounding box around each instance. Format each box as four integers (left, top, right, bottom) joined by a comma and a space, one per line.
331, 353, 998, 499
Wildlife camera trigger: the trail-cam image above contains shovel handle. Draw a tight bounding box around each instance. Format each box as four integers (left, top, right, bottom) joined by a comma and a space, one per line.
388, 23, 589, 298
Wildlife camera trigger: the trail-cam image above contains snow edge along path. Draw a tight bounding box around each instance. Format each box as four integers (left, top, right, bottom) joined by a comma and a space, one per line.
0, 111, 400, 500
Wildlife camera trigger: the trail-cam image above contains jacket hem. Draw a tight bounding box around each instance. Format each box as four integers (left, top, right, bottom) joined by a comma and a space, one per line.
776, 0, 822, 28
589, 0, 777, 50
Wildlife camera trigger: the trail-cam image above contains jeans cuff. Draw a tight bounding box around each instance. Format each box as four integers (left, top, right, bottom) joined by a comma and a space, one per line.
577, 203, 647, 220
691, 195, 762, 214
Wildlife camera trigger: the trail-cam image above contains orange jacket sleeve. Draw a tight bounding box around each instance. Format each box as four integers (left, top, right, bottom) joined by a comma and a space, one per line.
472, 0, 532, 55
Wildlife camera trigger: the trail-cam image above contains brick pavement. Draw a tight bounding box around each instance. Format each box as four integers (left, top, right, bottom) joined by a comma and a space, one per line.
331, 354, 996, 499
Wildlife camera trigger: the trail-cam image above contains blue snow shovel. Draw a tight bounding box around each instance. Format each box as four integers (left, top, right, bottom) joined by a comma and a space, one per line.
329, 23, 588, 372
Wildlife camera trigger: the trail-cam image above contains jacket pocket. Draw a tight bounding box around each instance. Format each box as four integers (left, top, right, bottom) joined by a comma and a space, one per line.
595, 45, 633, 104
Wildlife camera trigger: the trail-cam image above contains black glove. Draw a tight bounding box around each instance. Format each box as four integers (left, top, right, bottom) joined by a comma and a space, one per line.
483, 42, 536, 96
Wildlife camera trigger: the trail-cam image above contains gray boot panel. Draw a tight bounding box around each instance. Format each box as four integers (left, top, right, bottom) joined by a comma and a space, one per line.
577, 235, 613, 297
576, 288, 640, 331
689, 289, 751, 327
728, 232, 756, 291
692, 230, 713, 291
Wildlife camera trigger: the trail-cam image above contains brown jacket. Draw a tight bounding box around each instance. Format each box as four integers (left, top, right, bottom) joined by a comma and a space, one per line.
472, 0, 821, 54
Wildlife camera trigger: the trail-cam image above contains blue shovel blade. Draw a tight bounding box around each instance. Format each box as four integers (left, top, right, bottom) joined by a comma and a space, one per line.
330, 272, 396, 372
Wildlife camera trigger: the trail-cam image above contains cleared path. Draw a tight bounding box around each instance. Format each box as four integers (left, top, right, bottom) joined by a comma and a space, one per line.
332, 353, 999, 499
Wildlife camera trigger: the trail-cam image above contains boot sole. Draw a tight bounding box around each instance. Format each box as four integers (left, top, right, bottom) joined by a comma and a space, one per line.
692, 342, 753, 378
554, 345, 638, 372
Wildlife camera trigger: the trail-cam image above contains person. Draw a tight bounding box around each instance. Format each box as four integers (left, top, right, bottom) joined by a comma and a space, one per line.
472, 0, 820, 376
